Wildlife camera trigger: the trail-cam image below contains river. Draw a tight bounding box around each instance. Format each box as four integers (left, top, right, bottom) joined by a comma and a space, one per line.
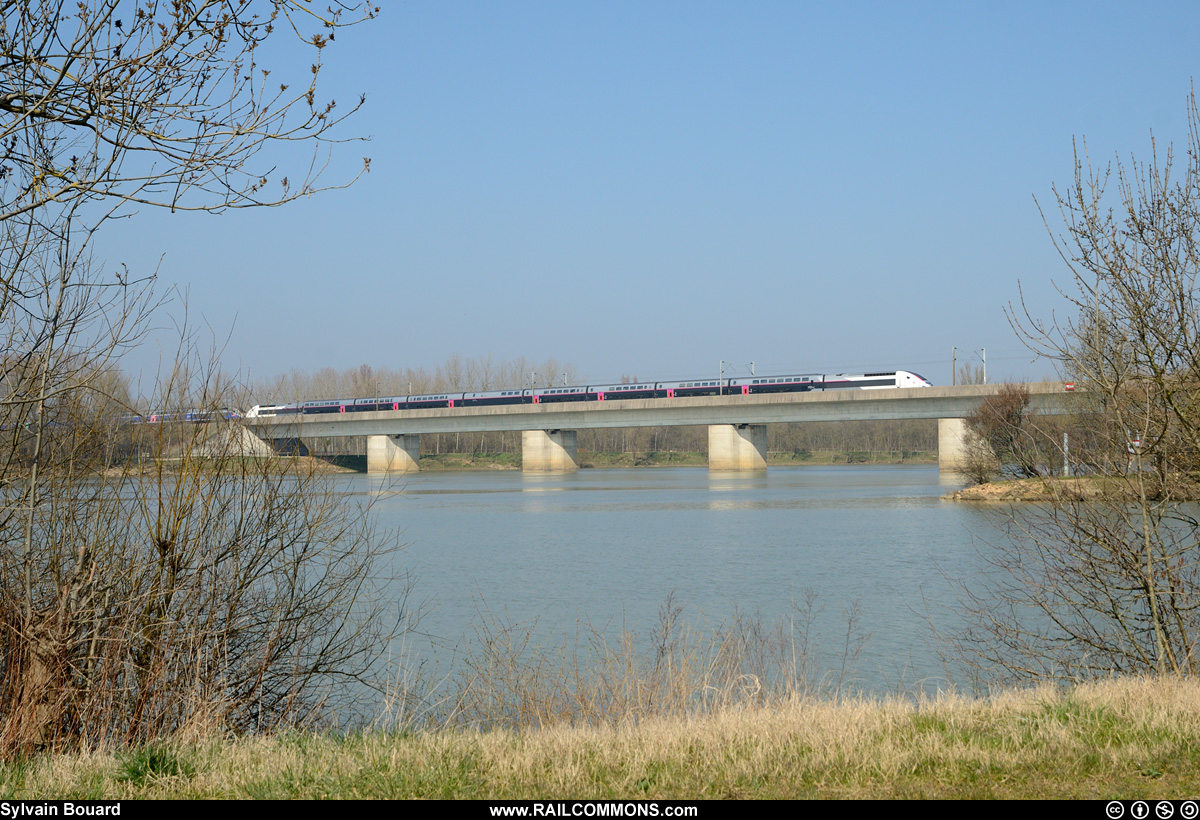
336, 464, 998, 700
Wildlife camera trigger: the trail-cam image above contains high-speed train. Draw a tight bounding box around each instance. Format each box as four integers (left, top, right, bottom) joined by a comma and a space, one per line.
245, 370, 933, 418
118, 409, 243, 424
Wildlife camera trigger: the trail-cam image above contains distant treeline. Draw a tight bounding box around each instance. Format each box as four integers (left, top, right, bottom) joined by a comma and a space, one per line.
252, 357, 937, 458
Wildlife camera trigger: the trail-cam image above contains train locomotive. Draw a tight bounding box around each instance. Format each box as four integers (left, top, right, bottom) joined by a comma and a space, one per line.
245, 370, 933, 418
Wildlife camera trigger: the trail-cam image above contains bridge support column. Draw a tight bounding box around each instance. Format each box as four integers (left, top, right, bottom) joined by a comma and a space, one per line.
708, 424, 767, 471
938, 418, 969, 472
522, 429, 578, 472
367, 434, 420, 473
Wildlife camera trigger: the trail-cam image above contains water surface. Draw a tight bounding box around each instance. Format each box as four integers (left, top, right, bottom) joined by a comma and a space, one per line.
350, 465, 987, 695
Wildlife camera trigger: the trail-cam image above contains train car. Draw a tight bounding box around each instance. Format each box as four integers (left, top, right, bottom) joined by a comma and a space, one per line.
407, 393, 456, 409
728, 370, 932, 394
179, 408, 244, 421
660, 379, 726, 398
351, 397, 408, 412
728, 374, 823, 395
894, 371, 934, 388
244, 403, 301, 418
824, 370, 932, 389
302, 399, 346, 414
461, 390, 529, 407
820, 372, 906, 390
533, 385, 593, 404
592, 382, 660, 401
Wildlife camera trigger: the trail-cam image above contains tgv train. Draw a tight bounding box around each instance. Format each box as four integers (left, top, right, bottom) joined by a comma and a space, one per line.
119, 409, 243, 424
245, 370, 933, 418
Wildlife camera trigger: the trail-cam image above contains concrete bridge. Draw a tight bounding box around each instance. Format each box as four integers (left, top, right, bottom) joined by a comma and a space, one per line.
244, 382, 1071, 473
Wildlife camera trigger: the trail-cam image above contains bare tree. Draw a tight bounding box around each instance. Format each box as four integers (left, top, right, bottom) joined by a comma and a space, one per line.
0, 1, 390, 754
958, 87, 1200, 681
0, 336, 409, 752
962, 383, 1057, 481
957, 361, 986, 386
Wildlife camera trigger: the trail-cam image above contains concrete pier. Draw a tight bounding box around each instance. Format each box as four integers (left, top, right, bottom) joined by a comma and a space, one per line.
367, 433, 421, 473
522, 429, 578, 472
937, 418, 969, 472
708, 423, 767, 471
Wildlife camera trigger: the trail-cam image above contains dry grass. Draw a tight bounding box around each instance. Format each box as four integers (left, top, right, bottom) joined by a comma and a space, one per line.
945, 473, 1200, 502
946, 475, 1123, 502
418, 592, 864, 732
5, 677, 1200, 799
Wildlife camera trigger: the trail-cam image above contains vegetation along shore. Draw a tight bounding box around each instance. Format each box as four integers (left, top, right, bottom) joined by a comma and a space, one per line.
4, 678, 1199, 800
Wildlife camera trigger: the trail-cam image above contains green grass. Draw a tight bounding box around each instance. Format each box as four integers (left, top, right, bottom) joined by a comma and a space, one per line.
7, 678, 1200, 799
417, 452, 522, 470
115, 744, 196, 786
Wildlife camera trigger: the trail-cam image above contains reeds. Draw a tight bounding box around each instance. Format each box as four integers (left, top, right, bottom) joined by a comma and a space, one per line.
399, 591, 872, 733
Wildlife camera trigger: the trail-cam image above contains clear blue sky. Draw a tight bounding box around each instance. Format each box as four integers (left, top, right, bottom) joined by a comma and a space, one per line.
99, 0, 1200, 390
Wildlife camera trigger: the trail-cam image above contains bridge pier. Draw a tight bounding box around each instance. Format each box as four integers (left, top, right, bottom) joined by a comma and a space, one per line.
708, 424, 767, 471
367, 434, 421, 473
937, 418, 969, 472
522, 429, 578, 472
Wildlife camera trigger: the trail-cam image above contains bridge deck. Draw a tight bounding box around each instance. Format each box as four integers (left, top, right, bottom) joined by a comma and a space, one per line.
247, 383, 1070, 438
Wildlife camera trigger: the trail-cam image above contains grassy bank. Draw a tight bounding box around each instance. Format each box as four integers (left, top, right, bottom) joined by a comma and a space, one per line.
4, 678, 1198, 799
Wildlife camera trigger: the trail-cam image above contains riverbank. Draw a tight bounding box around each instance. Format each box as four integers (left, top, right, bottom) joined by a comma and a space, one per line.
6, 677, 1197, 799
944, 476, 1094, 502
944, 474, 1200, 502
102, 454, 364, 477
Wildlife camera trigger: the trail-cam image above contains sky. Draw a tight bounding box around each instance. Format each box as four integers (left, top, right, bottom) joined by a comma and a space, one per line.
95, 0, 1200, 392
